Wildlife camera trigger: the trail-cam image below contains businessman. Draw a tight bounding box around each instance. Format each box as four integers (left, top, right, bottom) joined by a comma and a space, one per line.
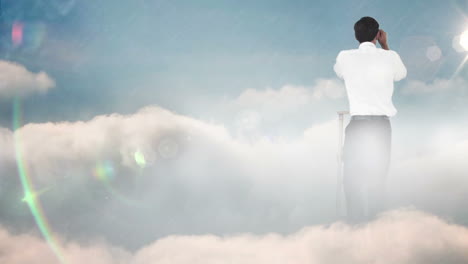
333, 16, 407, 223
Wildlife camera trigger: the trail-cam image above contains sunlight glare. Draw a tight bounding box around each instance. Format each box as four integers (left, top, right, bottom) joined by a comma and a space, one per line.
459, 30, 468, 51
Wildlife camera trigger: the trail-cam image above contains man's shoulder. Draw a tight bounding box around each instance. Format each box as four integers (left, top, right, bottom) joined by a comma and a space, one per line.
387, 49, 401, 57
337, 49, 357, 55
336, 49, 356, 60
336, 48, 399, 60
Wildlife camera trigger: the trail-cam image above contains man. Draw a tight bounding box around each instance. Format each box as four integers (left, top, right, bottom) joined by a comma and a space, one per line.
333, 16, 407, 223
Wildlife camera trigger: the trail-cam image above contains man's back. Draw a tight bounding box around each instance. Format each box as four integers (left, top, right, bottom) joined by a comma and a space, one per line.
335, 16, 407, 223
334, 42, 407, 116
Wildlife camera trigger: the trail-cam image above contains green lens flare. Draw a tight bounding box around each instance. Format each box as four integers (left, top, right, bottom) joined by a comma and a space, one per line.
93, 160, 148, 208
134, 150, 146, 168
22, 187, 51, 203
93, 161, 114, 182
13, 97, 67, 264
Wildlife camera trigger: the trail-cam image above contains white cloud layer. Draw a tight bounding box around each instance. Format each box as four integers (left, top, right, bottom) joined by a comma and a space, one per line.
0, 60, 55, 98
3, 105, 338, 185
233, 78, 345, 110
1, 209, 468, 264
0, 94, 467, 256
401, 77, 467, 95
0, 106, 340, 247
0, 103, 467, 237
0, 226, 130, 264
203, 78, 346, 139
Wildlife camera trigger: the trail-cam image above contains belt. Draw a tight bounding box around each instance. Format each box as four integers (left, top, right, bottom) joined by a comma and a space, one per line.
351, 115, 389, 121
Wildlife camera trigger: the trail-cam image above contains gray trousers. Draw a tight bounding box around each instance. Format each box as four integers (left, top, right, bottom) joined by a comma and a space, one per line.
343, 116, 391, 223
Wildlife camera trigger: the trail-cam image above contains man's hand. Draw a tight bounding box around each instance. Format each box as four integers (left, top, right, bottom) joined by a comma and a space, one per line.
377, 29, 389, 50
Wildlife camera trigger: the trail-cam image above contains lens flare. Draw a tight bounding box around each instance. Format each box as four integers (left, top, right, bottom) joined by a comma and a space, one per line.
22, 187, 51, 203
425, 45, 442, 62
460, 30, 468, 51
134, 150, 146, 168
13, 97, 67, 264
451, 54, 468, 79
92, 160, 149, 208
93, 160, 115, 182
11, 21, 47, 51
451, 31, 468, 79
12, 22, 23, 46
25, 22, 48, 52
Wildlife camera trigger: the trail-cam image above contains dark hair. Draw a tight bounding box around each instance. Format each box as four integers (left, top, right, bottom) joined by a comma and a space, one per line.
354, 16, 379, 43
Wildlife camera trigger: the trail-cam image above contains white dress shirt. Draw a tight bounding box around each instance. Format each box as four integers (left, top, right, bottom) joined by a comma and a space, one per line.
333, 42, 407, 117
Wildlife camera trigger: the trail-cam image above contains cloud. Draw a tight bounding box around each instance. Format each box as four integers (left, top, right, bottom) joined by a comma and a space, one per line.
0, 60, 55, 98
0, 226, 130, 264
400, 77, 467, 95
233, 78, 345, 110
2, 209, 468, 264
0, 105, 340, 247
1, 104, 468, 250
202, 78, 346, 139
132, 209, 468, 264
388, 135, 468, 214
3, 105, 338, 183
6, 106, 237, 179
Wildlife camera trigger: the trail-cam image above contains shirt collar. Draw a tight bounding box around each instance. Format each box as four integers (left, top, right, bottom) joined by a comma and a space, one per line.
359, 42, 376, 49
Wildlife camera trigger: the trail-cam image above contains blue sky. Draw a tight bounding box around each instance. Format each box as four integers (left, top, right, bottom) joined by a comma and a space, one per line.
1, 0, 467, 125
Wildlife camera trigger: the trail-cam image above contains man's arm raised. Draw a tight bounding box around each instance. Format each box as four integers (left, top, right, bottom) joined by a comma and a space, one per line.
377, 29, 389, 50
392, 51, 407, 81
378, 29, 407, 80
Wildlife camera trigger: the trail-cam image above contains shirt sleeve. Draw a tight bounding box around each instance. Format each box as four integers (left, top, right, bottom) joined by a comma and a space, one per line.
392, 51, 407, 81
333, 51, 344, 79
